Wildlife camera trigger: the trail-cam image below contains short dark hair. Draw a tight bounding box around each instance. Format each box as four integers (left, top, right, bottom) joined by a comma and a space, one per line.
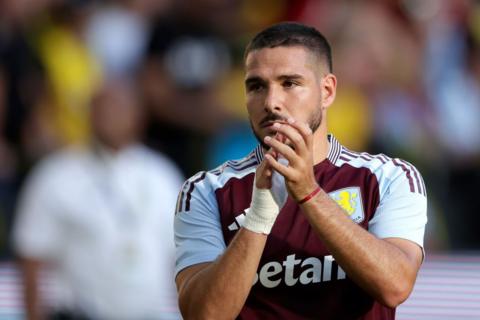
244, 22, 333, 72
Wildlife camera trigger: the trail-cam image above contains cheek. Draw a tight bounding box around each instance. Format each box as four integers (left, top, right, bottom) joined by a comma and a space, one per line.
300, 87, 321, 103
246, 97, 262, 118
287, 89, 319, 117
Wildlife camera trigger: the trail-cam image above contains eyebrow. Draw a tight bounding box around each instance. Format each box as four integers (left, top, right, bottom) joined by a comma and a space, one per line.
245, 74, 305, 86
278, 74, 305, 81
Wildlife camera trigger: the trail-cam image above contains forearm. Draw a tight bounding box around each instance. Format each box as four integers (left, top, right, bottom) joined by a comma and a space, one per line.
178, 228, 267, 319
261, 119, 421, 306
301, 190, 418, 307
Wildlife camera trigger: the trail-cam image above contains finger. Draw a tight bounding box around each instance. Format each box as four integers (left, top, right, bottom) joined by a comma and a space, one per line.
255, 159, 273, 189
267, 131, 285, 158
265, 146, 277, 159
264, 135, 298, 165
271, 122, 309, 156
275, 131, 288, 144
264, 153, 296, 180
286, 118, 313, 149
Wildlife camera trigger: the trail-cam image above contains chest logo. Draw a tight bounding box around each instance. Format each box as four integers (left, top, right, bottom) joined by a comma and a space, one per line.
328, 187, 364, 223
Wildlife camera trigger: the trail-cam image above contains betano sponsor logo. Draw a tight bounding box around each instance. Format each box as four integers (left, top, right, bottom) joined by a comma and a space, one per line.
228, 188, 358, 288
253, 254, 346, 288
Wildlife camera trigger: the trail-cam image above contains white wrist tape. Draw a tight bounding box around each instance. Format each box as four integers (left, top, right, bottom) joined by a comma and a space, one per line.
243, 185, 280, 235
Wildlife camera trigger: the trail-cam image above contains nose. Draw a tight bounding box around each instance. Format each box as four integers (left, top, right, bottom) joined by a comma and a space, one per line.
264, 85, 283, 113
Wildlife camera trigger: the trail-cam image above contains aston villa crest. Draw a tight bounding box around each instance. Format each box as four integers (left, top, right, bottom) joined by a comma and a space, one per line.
328, 187, 365, 223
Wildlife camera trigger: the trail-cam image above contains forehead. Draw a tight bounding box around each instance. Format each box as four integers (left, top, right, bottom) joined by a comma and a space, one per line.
245, 46, 318, 79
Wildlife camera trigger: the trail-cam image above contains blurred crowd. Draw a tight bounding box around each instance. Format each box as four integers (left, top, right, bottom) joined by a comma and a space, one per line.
1, 0, 480, 314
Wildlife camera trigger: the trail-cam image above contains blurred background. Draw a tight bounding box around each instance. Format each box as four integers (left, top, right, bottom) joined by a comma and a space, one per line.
0, 0, 479, 319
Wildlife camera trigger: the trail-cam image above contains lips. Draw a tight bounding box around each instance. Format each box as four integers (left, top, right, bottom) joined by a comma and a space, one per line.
260, 119, 289, 128
259, 114, 287, 128
261, 121, 279, 128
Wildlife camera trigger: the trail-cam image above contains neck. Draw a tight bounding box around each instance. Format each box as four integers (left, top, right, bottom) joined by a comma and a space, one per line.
92, 139, 132, 157
312, 119, 330, 165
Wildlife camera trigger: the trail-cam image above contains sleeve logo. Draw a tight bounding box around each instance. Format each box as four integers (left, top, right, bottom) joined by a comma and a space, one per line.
328, 187, 364, 223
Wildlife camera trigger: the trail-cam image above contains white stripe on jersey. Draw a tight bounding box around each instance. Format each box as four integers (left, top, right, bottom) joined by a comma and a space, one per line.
337, 148, 426, 196
177, 151, 258, 213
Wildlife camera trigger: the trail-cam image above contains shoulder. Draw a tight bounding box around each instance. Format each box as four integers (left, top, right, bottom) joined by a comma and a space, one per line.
28, 147, 88, 181
209, 149, 259, 186
129, 144, 184, 179
337, 148, 426, 197
176, 148, 259, 213
17, 147, 90, 205
186, 148, 258, 192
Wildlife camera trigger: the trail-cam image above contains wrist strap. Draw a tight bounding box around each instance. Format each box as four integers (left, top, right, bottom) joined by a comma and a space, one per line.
298, 186, 321, 204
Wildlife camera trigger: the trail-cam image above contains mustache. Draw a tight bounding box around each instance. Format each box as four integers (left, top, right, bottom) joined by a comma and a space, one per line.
260, 113, 288, 126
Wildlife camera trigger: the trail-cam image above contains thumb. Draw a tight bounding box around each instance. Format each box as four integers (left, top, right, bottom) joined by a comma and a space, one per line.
255, 159, 273, 189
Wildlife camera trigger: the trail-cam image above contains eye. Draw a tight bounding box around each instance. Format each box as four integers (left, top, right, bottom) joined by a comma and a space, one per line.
247, 82, 264, 93
283, 80, 297, 88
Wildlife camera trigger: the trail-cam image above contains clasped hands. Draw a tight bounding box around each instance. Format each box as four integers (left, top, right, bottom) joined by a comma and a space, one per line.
243, 118, 320, 235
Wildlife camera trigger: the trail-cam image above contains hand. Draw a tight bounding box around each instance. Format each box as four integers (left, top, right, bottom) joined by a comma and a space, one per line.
243, 134, 287, 234
254, 150, 274, 189
254, 130, 288, 189
263, 118, 319, 202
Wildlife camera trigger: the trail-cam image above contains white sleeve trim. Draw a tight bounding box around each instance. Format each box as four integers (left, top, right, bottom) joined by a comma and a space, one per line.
174, 174, 226, 276
369, 182, 427, 248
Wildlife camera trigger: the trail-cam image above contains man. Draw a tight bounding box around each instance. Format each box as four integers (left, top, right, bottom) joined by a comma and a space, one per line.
174, 22, 427, 319
13, 80, 183, 320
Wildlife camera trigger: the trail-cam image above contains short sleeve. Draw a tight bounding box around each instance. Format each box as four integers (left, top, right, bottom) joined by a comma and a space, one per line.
13, 161, 64, 259
368, 170, 427, 248
174, 173, 226, 277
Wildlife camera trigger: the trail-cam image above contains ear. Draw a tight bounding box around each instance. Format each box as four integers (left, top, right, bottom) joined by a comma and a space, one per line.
321, 74, 337, 110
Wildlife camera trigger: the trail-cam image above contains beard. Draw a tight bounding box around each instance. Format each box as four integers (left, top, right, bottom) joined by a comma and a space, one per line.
250, 107, 323, 149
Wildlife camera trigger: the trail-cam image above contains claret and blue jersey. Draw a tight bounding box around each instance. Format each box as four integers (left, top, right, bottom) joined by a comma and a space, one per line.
174, 135, 427, 320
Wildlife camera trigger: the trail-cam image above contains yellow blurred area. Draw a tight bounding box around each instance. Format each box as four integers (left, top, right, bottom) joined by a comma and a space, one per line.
328, 86, 372, 151
36, 24, 102, 145
241, 0, 287, 31
470, 4, 480, 43
217, 66, 248, 119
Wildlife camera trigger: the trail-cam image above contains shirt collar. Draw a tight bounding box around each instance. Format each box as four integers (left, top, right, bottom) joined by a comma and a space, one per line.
91, 141, 140, 164
254, 134, 343, 165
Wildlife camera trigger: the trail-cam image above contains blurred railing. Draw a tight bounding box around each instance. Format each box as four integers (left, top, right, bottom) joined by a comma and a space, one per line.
2, 253, 480, 319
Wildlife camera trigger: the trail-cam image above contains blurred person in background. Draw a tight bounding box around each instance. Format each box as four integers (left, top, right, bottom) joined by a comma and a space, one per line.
421, 0, 480, 249
174, 22, 427, 319
33, 0, 102, 148
0, 63, 18, 258
0, 0, 50, 260
141, 0, 238, 177
0, 0, 48, 154
12, 79, 183, 320
84, 0, 173, 78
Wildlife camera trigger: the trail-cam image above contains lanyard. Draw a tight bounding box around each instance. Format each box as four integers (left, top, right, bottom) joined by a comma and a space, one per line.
90, 145, 142, 230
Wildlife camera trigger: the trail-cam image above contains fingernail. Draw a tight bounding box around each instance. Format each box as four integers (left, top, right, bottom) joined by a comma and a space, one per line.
287, 117, 295, 124
273, 122, 281, 128
264, 136, 271, 142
